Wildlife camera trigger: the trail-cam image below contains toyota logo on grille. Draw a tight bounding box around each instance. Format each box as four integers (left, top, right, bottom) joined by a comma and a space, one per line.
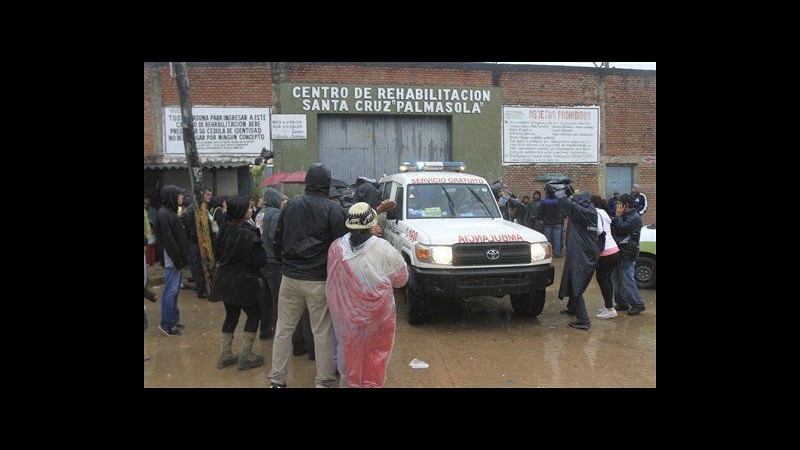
486, 249, 500, 260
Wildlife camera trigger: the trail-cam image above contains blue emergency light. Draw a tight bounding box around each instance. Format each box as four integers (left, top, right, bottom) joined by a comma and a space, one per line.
399, 161, 467, 172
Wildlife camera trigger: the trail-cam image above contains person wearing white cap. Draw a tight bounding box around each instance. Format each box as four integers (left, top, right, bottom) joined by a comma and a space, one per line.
630, 184, 647, 216
325, 202, 408, 387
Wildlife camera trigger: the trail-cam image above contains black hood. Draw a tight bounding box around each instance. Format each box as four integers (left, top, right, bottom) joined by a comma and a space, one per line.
160, 185, 185, 212
263, 188, 285, 209
573, 191, 592, 207
352, 183, 381, 208
304, 163, 331, 196
226, 196, 250, 220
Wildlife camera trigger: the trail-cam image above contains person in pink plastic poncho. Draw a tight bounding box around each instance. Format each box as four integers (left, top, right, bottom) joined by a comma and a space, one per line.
326, 202, 408, 387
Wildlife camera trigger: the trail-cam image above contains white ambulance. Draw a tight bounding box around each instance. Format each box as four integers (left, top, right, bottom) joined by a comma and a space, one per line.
378, 162, 555, 324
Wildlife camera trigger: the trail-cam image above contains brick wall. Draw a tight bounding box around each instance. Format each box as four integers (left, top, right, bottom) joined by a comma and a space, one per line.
144, 67, 154, 156
286, 64, 494, 86
503, 165, 597, 199
159, 64, 272, 106
499, 69, 656, 224
500, 70, 599, 106
144, 63, 273, 157
605, 75, 656, 156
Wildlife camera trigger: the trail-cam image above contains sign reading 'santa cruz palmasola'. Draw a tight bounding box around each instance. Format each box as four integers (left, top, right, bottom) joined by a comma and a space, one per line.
291, 85, 493, 114
164, 107, 270, 154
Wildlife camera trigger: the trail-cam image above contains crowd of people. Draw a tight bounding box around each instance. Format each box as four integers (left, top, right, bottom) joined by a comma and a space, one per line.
145, 164, 404, 388
144, 170, 649, 385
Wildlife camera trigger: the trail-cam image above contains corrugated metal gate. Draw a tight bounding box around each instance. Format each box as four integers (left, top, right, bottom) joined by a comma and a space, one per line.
605, 165, 634, 199
319, 115, 451, 182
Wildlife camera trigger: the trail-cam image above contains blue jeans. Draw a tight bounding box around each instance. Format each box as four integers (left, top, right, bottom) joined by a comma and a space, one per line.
544, 224, 564, 257
612, 259, 644, 308
333, 327, 340, 374
160, 266, 183, 330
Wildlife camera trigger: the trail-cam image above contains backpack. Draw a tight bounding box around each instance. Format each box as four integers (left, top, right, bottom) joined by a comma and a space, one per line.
208, 208, 220, 234
596, 211, 606, 252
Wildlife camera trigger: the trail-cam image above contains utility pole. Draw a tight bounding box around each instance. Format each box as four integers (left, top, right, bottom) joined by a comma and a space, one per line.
173, 62, 216, 301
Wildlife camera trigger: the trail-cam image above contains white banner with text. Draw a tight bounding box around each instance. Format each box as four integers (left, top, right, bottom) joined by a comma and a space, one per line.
164, 107, 270, 154
503, 106, 599, 164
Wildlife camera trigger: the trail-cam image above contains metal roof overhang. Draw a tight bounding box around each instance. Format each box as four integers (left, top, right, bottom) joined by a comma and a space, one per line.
143, 162, 250, 170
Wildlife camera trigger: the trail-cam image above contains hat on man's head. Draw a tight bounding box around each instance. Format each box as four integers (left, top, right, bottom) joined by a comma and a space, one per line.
613, 190, 620, 194
346, 202, 378, 229
632, 184, 640, 189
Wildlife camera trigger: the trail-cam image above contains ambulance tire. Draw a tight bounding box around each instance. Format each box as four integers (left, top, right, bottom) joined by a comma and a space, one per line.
405, 267, 426, 325
511, 289, 546, 318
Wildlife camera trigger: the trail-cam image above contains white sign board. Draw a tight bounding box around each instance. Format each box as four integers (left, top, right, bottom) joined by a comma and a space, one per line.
502, 106, 599, 164
271, 114, 307, 140
163, 107, 270, 154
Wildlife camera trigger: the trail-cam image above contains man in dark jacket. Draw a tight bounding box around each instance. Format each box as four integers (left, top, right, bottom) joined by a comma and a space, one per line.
630, 184, 648, 217
539, 191, 566, 257
268, 163, 348, 388
490, 181, 510, 220
153, 185, 189, 336
551, 185, 600, 330
611, 194, 646, 315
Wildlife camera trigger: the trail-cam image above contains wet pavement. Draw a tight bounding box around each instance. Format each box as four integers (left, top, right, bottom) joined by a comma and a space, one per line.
144, 257, 655, 388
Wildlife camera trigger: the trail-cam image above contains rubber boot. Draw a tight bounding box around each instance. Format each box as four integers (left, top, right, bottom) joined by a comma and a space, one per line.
216, 332, 238, 369
238, 331, 265, 371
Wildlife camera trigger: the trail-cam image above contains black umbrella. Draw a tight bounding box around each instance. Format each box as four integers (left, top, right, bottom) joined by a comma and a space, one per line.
535, 173, 572, 184
330, 178, 349, 189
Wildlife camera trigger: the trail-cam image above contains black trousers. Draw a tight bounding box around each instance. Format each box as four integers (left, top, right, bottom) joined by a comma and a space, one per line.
259, 265, 282, 337
222, 303, 261, 333
188, 243, 207, 296
292, 307, 315, 359
595, 252, 621, 309
566, 294, 590, 325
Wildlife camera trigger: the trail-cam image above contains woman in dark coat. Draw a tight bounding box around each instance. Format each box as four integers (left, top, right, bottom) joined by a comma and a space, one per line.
550, 186, 600, 330
212, 196, 268, 370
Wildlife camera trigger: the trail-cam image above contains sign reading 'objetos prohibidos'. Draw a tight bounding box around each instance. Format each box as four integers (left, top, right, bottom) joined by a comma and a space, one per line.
502, 106, 599, 165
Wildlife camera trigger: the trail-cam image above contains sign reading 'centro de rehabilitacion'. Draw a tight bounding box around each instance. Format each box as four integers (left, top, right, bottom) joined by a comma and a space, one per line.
163, 107, 270, 155
291, 85, 492, 114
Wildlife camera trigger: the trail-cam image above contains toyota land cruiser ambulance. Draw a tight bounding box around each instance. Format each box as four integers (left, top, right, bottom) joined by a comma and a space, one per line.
378, 162, 555, 324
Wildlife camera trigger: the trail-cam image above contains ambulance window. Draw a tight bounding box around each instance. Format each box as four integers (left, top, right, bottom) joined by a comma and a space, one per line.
395, 187, 404, 220
383, 182, 393, 201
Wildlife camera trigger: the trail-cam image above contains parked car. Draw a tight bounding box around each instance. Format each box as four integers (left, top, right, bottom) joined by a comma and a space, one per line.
635, 224, 656, 289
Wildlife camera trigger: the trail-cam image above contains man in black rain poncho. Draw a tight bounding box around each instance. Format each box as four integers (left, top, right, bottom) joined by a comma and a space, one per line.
547, 182, 600, 330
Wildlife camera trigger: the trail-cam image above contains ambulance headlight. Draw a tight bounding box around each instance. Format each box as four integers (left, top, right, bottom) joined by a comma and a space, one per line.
430, 246, 453, 265
530, 242, 551, 261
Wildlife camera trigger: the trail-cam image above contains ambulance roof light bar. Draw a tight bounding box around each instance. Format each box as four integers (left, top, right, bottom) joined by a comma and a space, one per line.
399, 161, 467, 172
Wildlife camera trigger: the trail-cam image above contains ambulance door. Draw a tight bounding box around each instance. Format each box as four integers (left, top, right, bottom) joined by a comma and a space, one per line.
383, 182, 404, 251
